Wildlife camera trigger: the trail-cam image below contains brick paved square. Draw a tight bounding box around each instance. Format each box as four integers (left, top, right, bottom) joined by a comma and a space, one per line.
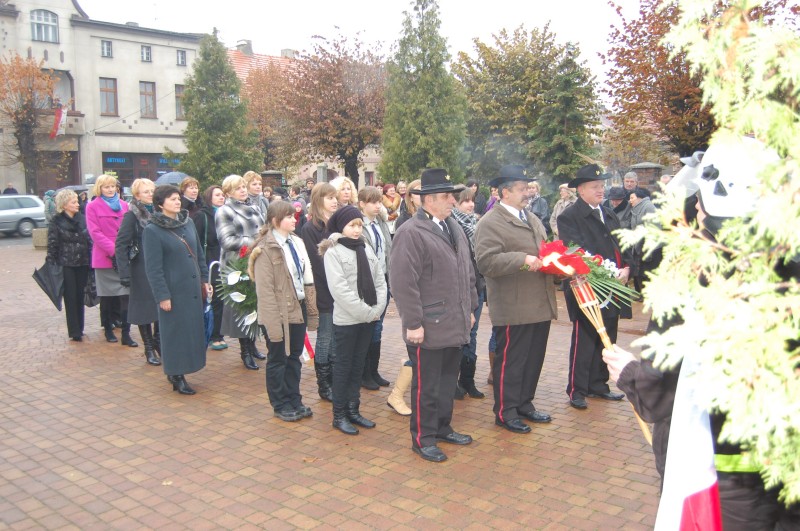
1, 241, 660, 528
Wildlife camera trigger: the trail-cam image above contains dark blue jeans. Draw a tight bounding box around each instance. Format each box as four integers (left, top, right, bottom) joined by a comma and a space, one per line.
461, 290, 484, 363
314, 312, 334, 364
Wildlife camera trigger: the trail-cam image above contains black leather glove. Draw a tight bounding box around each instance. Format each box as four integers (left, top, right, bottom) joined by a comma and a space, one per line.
120, 277, 131, 288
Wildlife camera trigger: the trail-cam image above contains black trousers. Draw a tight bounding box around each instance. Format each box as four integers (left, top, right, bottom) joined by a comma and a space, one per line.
264, 304, 307, 412
63, 265, 89, 338
566, 311, 618, 400
408, 344, 460, 449
492, 321, 551, 421
332, 322, 375, 408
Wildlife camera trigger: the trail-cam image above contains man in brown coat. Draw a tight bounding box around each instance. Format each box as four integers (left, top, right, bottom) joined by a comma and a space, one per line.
390, 168, 478, 462
475, 165, 558, 434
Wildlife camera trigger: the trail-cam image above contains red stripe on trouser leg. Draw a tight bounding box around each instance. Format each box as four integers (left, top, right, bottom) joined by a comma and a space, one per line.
498, 326, 510, 422
414, 346, 422, 449
569, 321, 579, 400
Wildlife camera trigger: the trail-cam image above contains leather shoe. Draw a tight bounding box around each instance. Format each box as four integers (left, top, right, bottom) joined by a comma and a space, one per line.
436, 432, 473, 445
588, 391, 625, 401
412, 445, 447, 462
570, 397, 588, 409
495, 417, 531, 434
274, 409, 302, 422
518, 410, 551, 423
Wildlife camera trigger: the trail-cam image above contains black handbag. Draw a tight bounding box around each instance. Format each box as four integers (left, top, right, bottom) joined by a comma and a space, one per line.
84, 269, 100, 307
127, 241, 140, 261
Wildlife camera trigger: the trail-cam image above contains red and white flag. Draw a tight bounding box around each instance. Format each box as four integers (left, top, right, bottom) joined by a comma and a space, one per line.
655, 354, 722, 530
49, 105, 67, 139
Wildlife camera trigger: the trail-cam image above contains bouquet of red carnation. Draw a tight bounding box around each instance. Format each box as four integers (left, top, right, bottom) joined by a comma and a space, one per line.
538, 240, 640, 309
538, 240, 591, 276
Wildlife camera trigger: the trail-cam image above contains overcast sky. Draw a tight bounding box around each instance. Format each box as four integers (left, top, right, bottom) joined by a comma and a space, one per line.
77, 0, 641, 86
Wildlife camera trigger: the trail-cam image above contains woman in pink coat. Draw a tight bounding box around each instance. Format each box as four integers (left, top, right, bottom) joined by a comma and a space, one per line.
85, 174, 137, 346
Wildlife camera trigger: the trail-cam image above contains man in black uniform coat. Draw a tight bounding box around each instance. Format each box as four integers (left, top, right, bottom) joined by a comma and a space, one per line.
556, 164, 633, 409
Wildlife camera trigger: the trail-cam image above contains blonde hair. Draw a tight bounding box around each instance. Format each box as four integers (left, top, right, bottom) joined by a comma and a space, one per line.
54, 189, 77, 213
131, 178, 155, 199
403, 179, 421, 215
308, 182, 337, 228
243, 170, 262, 186
92, 174, 118, 197
328, 176, 357, 205
221, 174, 245, 196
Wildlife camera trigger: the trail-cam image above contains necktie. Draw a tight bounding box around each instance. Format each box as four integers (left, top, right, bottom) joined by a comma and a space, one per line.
371, 223, 382, 253
519, 210, 529, 226
286, 238, 303, 284
439, 220, 454, 246
592, 208, 604, 225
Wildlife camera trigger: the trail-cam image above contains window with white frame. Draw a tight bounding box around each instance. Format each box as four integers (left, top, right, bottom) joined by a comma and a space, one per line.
31, 10, 58, 43
176, 50, 187, 66
101, 40, 113, 58
100, 78, 118, 116
175, 85, 186, 120
141, 45, 152, 62
139, 81, 157, 118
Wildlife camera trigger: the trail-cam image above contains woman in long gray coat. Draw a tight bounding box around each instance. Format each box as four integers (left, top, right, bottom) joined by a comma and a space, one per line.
215, 174, 265, 370
143, 185, 211, 395
116, 178, 160, 366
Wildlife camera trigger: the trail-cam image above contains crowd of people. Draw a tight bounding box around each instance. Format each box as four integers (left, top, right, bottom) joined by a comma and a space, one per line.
42, 159, 796, 527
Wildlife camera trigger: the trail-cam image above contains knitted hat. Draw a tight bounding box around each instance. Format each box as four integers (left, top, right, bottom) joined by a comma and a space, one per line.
327, 204, 363, 234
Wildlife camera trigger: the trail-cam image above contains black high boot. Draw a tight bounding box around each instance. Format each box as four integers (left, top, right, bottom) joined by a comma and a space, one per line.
168, 375, 196, 395
332, 403, 358, 435
346, 401, 376, 428
139, 324, 160, 366
251, 326, 267, 360
120, 319, 138, 348
239, 338, 259, 370
101, 297, 118, 342
370, 341, 390, 387
315, 362, 333, 401
361, 345, 379, 390
459, 357, 485, 399
152, 321, 162, 357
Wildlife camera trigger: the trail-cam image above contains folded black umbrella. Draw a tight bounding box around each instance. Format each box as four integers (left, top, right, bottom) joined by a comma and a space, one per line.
33, 261, 64, 311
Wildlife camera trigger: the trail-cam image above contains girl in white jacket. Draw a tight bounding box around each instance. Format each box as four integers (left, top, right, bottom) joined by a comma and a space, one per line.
319, 205, 387, 435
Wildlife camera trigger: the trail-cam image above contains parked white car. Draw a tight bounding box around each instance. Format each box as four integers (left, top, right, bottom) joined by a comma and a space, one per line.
0, 195, 48, 236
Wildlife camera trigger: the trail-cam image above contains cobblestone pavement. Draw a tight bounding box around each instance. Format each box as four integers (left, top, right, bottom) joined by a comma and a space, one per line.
1, 243, 660, 529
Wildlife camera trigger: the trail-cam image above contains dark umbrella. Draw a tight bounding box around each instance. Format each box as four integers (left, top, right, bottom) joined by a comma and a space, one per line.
155, 171, 188, 186
58, 184, 89, 193
32, 261, 64, 311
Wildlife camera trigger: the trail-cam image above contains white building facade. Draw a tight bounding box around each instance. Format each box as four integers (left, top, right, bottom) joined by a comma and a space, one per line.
0, 0, 200, 195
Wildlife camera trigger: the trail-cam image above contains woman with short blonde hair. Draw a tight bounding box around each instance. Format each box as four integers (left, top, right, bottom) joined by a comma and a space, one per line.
47, 189, 91, 341
215, 174, 266, 370
328, 176, 357, 206
116, 178, 160, 365
243, 171, 269, 219
86, 174, 134, 345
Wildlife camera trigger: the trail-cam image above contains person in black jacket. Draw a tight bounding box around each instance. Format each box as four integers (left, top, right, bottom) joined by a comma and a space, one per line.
116, 179, 160, 365
46, 190, 91, 341
557, 164, 632, 410
192, 185, 226, 351
300, 182, 339, 401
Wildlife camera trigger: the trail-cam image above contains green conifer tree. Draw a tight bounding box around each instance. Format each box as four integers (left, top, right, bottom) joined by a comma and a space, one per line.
378, 0, 467, 183
527, 44, 599, 183
173, 33, 262, 186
